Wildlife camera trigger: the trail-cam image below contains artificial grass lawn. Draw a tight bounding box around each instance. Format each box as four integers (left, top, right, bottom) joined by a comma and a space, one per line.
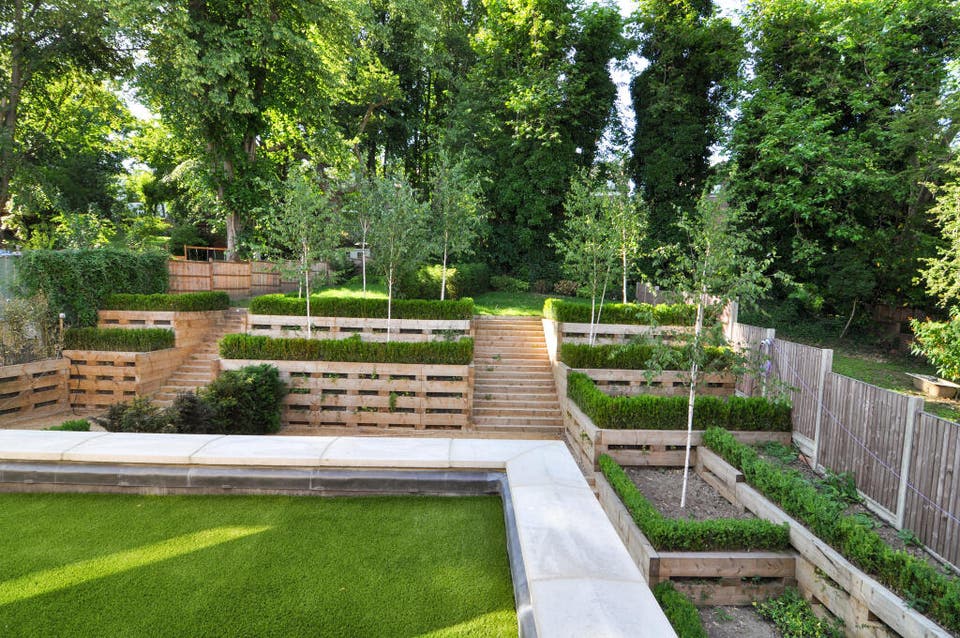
0, 493, 516, 638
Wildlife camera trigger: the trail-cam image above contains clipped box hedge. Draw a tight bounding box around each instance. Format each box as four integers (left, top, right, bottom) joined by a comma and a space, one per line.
568, 372, 791, 431
652, 582, 707, 638
560, 341, 735, 370
703, 428, 960, 634
248, 294, 474, 320
543, 298, 698, 326
64, 327, 175, 352
599, 454, 790, 552
102, 292, 231, 312
220, 333, 473, 365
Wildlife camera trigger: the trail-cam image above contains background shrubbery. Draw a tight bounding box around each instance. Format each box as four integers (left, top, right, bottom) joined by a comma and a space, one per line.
543, 298, 698, 325
63, 327, 174, 351
398, 263, 490, 300
220, 333, 473, 365
102, 292, 230, 312
560, 342, 735, 371
249, 294, 473, 320
569, 372, 791, 431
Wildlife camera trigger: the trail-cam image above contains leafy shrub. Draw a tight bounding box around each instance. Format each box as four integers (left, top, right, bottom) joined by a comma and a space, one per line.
599, 455, 790, 551
704, 427, 960, 633
167, 224, 207, 257
569, 372, 791, 431
553, 279, 579, 296
48, 419, 90, 432
102, 292, 230, 312
249, 294, 473, 320
0, 292, 61, 366
490, 274, 530, 292
201, 364, 287, 434
755, 588, 844, 638
164, 392, 218, 434
16, 249, 168, 326
64, 327, 174, 351
911, 310, 960, 382
544, 298, 698, 326
94, 398, 168, 433
652, 582, 707, 638
560, 342, 735, 371
220, 333, 474, 365
398, 263, 490, 299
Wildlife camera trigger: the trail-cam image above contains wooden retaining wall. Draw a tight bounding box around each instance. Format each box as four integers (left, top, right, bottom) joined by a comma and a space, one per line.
63, 349, 186, 410
574, 368, 735, 398
0, 358, 69, 421
246, 315, 471, 343
98, 310, 225, 349
553, 322, 693, 349
220, 359, 472, 432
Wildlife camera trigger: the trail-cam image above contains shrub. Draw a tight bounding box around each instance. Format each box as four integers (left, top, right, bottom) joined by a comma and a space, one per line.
704, 428, 960, 634
755, 588, 844, 638
543, 298, 698, 326
560, 342, 735, 371
64, 327, 174, 352
553, 279, 579, 296
0, 292, 61, 366
652, 582, 708, 638
599, 455, 790, 552
220, 333, 473, 365
569, 372, 791, 431
398, 263, 490, 300
490, 274, 530, 292
165, 392, 218, 434
94, 398, 168, 433
201, 364, 287, 434
248, 294, 473, 320
911, 310, 960, 382
16, 249, 168, 326
48, 419, 90, 432
102, 292, 230, 312
167, 224, 207, 257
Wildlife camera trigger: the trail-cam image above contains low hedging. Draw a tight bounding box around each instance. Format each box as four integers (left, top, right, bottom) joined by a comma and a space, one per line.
544, 298, 698, 326
652, 582, 707, 638
560, 341, 735, 370
704, 428, 960, 633
249, 294, 473, 320
64, 327, 175, 352
398, 263, 491, 300
569, 372, 791, 431
102, 292, 230, 312
599, 454, 790, 552
220, 333, 473, 365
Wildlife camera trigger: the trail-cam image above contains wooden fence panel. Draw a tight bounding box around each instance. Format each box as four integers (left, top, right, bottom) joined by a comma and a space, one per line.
904, 413, 960, 567
769, 338, 832, 446
730, 322, 771, 398
0, 358, 69, 420
210, 261, 250, 295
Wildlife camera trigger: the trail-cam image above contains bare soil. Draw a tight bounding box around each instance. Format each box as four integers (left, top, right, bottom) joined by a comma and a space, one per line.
625, 466, 755, 521
699, 606, 778, 638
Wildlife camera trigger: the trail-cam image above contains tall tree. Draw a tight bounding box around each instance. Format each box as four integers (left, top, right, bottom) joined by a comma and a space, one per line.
629, 0, 741, 253
430, 149, 486, 300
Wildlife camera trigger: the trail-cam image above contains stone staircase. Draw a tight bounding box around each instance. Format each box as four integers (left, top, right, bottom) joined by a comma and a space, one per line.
152, 309, 247, 407
472, 316, 563, 437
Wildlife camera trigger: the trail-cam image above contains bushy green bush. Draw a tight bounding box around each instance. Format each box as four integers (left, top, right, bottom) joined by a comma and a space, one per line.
755, 588, 844, 638
64, 327, 174, 352
652, 582, 708, 638
47, 419, 91, 432
220, 333, 473, 365
544, 298, 698, 326
599, 455, 790, 551
560, 342, 735, 371
490, 274, 530, 292
102, 292, 230, 312
911, 310, 960, 382
249, 294, 474, 320
95, 398, 168, 432
569, 372, 791, 431
398, 263, 491, 299
16, 249, 168, 326
704, 428, 960, 633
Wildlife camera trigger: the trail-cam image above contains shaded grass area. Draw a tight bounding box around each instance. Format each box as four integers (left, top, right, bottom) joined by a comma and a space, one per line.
0, 493, 516, 638
473, 291, 554, 316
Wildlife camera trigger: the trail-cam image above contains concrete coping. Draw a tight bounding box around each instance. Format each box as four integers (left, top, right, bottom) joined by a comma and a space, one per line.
0, 430, 676, 638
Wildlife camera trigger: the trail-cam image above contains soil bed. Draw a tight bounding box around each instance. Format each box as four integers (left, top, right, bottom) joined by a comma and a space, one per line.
625, 466, 755, 521
699, 606, 777, 638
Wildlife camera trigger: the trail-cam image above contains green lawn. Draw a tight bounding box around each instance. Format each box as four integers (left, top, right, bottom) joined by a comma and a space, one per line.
473, 291, 553, 316
0, 493, 516, 638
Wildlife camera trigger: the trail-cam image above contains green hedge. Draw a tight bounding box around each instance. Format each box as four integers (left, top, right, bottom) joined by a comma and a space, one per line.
560, 342, 734, 370
569, 372, 791, 431
543, 298, 697, 326
599, 455, 790, 552
398, 263, 491, 300
703, 428, 960, 634
652, 582, 707, 638
64, 327, 174, 352
16, 249, 168, 326
102, 292, 230, 312
220, 333, 473, 365
249, 294, 474, 320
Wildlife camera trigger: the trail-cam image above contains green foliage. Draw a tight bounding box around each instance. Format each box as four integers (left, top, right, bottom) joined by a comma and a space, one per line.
95, 398, 168, 433
704, 427, 960, 633
220, 334, 474, 366
167, 224, 207, 257
248, 294, 473, 320
922, 159, 960, 308
102, 292, 230, 312
490, 275, 530, 293
0, 291, 61, 366
652, 582, 708, 638
755, 588, 844, 638
911, 310, 960, 382
48, 419, 91, 432
560, 342, 734, 371
599, 455, 790, 552
398, 263, 491, 300
16, 249, 168, 326
544, 298, 697, 326
568, 372, 791, 431
63, 327, 174, 352
201, 364, 287, 435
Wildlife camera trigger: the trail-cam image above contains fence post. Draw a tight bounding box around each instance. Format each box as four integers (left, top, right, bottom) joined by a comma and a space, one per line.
811, 348, 833, 470
895, 397, 923, 529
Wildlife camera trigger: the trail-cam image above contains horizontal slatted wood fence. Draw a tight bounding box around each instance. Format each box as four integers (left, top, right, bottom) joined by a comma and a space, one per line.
168, 260, 328, 296
63, 349, 186, 410
0, 358, 69, 421
246, 316, 470, 343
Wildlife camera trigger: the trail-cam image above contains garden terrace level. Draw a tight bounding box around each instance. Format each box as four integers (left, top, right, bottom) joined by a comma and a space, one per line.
0, 431, 675, 638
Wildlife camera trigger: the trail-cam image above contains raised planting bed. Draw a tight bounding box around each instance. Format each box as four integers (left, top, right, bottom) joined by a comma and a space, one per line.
246, 315, 470, 343
98, 310, 228, 349
220, 359, 472, 432
249, 294, 474, 320
573, 368, 736, 398
0, 358, 69, 422
64, 349, 186, 410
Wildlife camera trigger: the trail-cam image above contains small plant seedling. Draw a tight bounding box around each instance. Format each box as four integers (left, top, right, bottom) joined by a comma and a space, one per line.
849, 512, 878, 530
714, 608, 734, 623
761, 441, 797, 465
897, 528, 922, 548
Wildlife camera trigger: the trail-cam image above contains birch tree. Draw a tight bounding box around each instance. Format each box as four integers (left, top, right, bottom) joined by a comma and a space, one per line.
430, 149, 486, 300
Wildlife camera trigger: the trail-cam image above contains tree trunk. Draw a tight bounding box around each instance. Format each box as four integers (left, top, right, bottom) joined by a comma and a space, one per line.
622, 246, 628, 303
0, 0, 26, 219
680, 286, 707, 509
386, 269, 393, 344
361, 227, 368, 294
303, 245, 311, 339
440, 243, 448, 301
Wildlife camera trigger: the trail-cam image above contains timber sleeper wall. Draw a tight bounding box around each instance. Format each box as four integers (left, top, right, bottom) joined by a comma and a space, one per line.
98, 310, 226, 349
0, 358, 69, 421
64, 349, 185, 410
574, 368, 735, 398
220, 359, 472, 432
245, 315, 471, 343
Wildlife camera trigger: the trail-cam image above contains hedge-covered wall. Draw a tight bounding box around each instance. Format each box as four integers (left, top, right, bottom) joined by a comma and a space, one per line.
64, 327, 175, 352
220, 334, 473, 365
543, 298, 698, 326
249, 294, 473, 320
560, 342, 734, 370
102, 292, 230, 312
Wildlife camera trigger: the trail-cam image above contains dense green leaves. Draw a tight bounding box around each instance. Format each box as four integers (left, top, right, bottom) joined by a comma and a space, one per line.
560, 342, 734, 371
910, 309, 960, 382
544, 298, 697, 326
652, 582, 707, 638
102, 292, 230, 312
249, 294, 473, 320
64, 327, 174, 352
220, 333, 473, 365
